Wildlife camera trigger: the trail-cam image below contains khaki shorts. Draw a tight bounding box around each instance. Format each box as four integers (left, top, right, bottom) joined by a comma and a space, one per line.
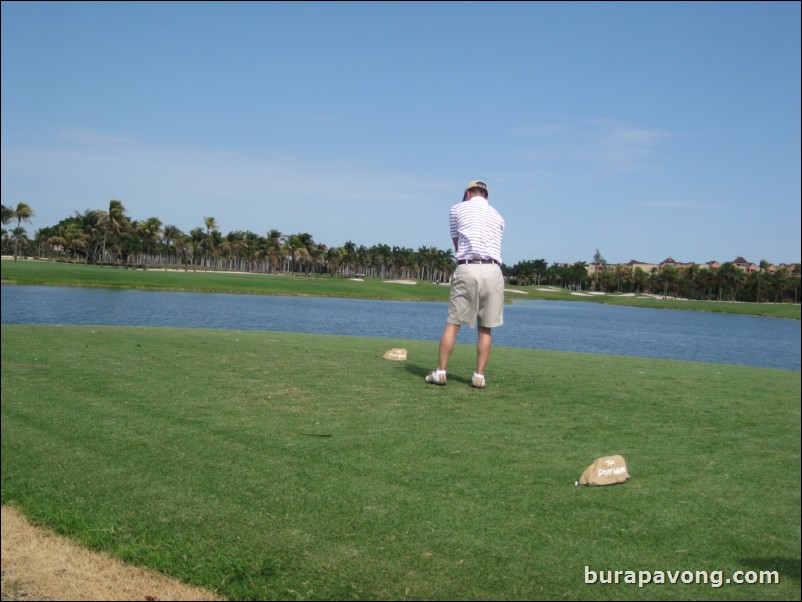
447, 264, 505, 328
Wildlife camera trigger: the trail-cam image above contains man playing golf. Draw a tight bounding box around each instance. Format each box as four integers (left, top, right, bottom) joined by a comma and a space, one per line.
426, 179, 506, 389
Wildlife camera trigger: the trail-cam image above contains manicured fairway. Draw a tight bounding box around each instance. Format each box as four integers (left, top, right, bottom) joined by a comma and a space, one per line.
2, 325, 799, 600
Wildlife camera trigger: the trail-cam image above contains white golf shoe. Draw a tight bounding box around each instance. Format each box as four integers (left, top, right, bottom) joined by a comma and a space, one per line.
425, 370, 447, 385
471, 373, 486, 389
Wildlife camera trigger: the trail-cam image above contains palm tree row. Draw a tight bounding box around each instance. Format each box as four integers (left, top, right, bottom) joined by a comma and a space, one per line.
2, 201, 799, 303
1, 202, 34, 262
2, 202, 457, 283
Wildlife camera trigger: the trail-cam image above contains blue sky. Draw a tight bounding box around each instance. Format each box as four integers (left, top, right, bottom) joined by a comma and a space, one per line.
2, 1, 800, 266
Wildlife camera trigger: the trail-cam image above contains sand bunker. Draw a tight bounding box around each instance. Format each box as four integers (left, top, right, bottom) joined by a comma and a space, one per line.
1, 506, 223, 601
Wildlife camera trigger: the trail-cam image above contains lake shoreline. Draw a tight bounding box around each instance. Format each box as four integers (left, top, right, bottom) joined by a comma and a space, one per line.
2, 258, 799, 320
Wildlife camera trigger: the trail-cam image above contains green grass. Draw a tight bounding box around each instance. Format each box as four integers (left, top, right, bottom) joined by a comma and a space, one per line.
2, 325, 799, 600
1, 259, 449, 302
2, 258, 799, 319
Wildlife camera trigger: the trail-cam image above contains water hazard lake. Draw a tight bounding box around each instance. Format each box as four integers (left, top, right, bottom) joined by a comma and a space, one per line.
1, 284, 799, 371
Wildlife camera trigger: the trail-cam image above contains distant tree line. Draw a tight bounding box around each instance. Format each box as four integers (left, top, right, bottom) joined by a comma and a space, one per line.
2, 201, 799, 304
507, 258, 800, 304
1, 202, 456, 283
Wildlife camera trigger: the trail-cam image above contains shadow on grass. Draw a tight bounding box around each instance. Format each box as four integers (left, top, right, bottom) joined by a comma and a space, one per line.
740, 557, 801, 581
403, 362, 472, 386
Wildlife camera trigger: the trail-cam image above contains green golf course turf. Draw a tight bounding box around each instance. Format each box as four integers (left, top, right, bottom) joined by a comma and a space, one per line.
2, 324, 799, 600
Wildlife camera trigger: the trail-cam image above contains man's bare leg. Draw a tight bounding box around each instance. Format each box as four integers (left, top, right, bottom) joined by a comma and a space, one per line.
438, 323, 461, 371
476, 326, 492, 375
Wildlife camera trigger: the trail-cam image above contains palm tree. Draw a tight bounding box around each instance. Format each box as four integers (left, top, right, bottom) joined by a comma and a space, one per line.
532, 259, 548, 286
568, 261, 588, 290
207, 229, 225, 270
309, 242, 327, 274
47, 223, 87, 260
698, 267, 717, 300
356, 245, 370, 276
679, 264, 701, 300
204, 216, 217, 238
188, 227, 205, 268
417, 245, 441, 281
1, 205, 14, 249
342, 240, 358, 276
162, 224, 184, 267
756, 259, 771, 303
391, 246, 414, 280
173, 231, 190, 270
369, 243, 391, 279
203, 216, 218, 267
716, 263, 744, 301
770, 268, 793, 303
98, 200, 130, 266
70, 209, 104, 264
1, 204, 13, 225
326, 246, 345, 275
263, 229, 284, 273
10, 227, 31, 260
297, 233, 317, 273
434, 248, 455, 283
282, 234, 310, 273
137, 217, 163, 268
10, 202, 34, 262
239, 231, 260, 272
655, 264, 678, 298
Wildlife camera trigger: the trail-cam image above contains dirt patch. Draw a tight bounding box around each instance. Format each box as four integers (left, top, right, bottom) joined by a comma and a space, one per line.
1, 506, 224, 601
